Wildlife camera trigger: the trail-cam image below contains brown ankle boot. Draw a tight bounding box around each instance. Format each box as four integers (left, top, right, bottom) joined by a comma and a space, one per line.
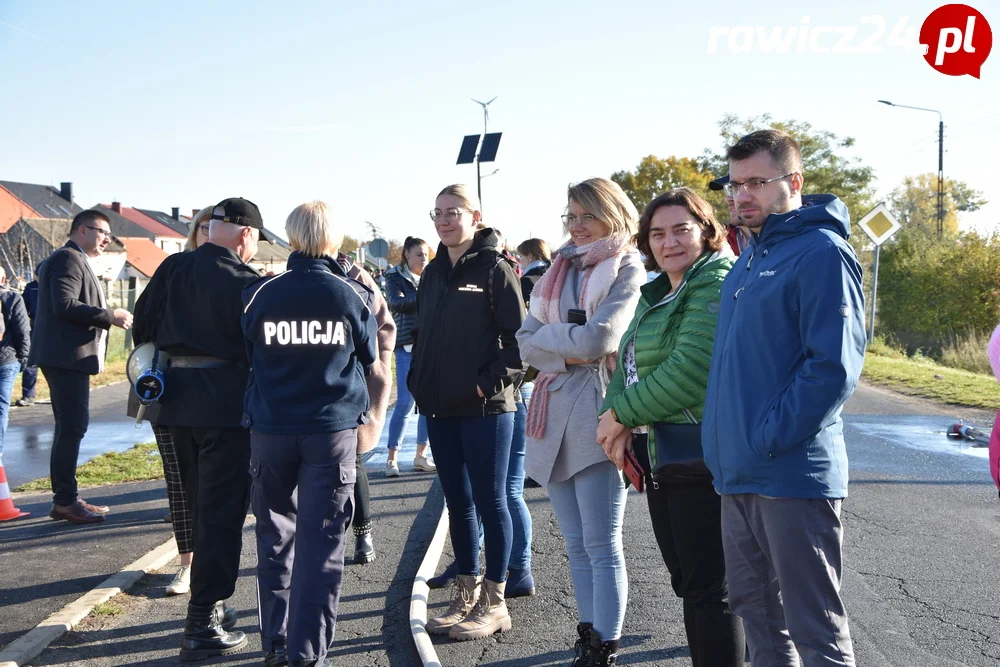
448, 578, 512, 641
425, 574, 481, 635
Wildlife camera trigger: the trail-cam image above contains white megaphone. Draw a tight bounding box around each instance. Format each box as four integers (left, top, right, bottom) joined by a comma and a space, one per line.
126, 343, 170, 427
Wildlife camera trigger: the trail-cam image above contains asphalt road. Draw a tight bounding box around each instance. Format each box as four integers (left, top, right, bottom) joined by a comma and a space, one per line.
12, 381, 1000, 666
2, 382, 152, 490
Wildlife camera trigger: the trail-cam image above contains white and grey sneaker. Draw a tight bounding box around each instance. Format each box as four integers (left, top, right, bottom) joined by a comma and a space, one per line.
386, 460, 400, 477
166, 565, 191, 596
413, 454, 437, 472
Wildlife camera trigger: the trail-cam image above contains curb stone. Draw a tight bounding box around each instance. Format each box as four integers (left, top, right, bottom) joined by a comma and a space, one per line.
409, 506, 449, 667
0, 536, 178, 667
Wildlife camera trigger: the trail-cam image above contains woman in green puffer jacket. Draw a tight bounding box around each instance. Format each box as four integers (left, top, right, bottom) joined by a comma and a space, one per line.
596, 188, 745, 667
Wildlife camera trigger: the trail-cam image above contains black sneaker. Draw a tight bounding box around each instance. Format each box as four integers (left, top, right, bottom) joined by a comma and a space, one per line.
14, 397, 33, 407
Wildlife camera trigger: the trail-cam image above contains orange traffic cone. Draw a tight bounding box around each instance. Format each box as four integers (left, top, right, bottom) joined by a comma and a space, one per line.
0, 463, 30, 522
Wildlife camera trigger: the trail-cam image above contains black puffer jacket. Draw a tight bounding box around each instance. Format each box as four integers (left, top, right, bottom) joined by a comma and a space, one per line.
384, 266, 418, 349
0, 287, 30, 367
519, 261, 550, 307
408, 229, 525, 417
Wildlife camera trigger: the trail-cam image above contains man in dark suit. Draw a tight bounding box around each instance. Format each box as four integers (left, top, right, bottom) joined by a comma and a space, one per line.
134, 197, 271, 661
29, 210, 133, 524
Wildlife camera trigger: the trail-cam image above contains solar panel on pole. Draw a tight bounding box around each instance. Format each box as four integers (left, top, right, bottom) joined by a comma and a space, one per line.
457, 135, 480, 165
478, 132, 502, 162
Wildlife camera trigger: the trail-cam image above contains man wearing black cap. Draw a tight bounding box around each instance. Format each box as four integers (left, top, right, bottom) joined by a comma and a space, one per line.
709, 174, 752, 255
133, 197, 274, 661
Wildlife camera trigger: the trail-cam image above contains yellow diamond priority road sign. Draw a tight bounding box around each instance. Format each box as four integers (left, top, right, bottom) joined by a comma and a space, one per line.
857, 203, 901, 247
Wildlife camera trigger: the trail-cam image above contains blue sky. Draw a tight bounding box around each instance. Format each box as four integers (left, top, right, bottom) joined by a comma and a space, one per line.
0, 0, 996, 249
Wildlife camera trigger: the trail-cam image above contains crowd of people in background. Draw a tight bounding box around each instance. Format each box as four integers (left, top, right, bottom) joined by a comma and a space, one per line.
4, 127, 873, 667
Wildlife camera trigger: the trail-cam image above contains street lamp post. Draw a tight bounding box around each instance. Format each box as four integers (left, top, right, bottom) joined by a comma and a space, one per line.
878, 100, 944, 237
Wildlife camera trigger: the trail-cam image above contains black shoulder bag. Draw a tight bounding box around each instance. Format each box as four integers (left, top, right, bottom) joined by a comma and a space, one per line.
651, 422, 712, 483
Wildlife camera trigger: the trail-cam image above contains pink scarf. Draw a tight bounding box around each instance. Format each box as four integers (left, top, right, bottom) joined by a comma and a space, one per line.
525, 233, 631, 439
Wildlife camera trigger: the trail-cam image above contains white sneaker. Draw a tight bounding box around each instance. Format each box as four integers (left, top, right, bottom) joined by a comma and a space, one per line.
166, 565, 191, 596
386, 459, 400, 477
413, 454, 436, 472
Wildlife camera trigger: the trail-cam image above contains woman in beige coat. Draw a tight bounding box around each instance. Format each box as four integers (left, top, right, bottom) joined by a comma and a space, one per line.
516, 177, 644, 666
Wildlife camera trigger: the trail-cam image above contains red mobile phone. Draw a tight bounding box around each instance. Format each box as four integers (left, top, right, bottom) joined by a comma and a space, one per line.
622, 447, 645, 493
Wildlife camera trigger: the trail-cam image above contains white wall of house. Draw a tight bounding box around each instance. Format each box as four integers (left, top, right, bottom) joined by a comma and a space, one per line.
156, 237, 185, 255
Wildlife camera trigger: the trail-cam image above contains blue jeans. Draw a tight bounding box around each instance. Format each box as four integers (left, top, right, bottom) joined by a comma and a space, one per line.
508, 383, 532, 569
547, 460, 629, 642
427, 412, 514, 583
387, 349, 427, 450
0, 361, 19, 463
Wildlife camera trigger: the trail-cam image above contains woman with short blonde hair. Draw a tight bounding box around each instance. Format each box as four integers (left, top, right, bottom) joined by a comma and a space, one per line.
285, 201, 344, 257
245, 200, 379, 666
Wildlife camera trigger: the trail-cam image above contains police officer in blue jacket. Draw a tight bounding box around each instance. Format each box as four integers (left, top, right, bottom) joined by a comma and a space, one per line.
242, 201, 377, 667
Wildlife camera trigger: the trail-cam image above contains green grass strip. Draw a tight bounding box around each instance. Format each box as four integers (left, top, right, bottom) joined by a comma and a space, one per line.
13, 442, 163, 492
862, 353, 1000, 411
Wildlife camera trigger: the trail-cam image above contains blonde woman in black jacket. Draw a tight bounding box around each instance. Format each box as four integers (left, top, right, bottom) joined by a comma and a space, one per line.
411, 184, 525, 641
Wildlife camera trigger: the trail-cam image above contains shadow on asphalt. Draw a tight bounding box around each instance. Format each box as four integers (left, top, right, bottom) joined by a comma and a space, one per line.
850, 478, 994, 485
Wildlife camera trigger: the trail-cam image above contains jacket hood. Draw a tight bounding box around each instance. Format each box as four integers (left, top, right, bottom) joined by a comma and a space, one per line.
759, 194, 851, 245
434, 227, 502, 265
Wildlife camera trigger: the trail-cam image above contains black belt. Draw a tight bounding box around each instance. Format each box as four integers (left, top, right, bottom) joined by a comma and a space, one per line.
169, 356, 246, 370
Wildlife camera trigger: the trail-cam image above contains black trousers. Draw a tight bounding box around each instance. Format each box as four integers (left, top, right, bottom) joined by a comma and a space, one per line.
42, 367, 90, 507
251, 429, 357, 662
22, 365, 38, 399
171, 426, 251, 607
354, 452, 371, 528
634, 435, 745, 667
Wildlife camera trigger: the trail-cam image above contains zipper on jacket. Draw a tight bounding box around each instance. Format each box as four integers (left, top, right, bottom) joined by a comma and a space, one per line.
627, 278, 690, 474
711, 266, 754, 486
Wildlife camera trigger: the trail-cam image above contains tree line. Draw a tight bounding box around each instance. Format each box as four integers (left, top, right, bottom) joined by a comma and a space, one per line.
610, 113, 991, 355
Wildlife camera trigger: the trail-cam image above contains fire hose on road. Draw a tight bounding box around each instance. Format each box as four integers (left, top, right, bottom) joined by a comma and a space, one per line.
946, 423, 991, 447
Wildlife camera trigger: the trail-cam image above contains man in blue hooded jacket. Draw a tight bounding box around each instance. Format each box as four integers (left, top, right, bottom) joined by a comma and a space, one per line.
702, 129, 866, 667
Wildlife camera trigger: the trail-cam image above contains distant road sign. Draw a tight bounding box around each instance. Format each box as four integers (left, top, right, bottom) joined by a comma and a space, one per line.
368, 238, 389, 258
857, 203, 901, 246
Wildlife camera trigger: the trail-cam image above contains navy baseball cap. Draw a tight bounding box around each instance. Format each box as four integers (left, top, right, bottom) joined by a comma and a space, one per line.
709, 174, 730, 192
211, 197, 275, 244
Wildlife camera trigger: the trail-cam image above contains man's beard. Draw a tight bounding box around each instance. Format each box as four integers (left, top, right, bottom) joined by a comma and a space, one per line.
738, 190, 791, 230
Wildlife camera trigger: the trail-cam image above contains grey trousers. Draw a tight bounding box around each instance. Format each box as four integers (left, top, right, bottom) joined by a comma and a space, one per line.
721, 494, 855, 667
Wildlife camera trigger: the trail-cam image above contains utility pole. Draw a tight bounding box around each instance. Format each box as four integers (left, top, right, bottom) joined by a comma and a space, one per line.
937, 118, 944, 237
878, 100, 945, 237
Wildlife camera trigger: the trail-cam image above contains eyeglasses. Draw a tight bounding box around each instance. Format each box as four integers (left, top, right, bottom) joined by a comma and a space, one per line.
84, 226, 112, 238
561, 213, 601, 227
197, 224, 210, 234
723, 173, 797, 197
429, 208, 470, 223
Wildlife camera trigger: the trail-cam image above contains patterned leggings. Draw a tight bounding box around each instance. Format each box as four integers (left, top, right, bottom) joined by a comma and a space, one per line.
153, 425, 194, 554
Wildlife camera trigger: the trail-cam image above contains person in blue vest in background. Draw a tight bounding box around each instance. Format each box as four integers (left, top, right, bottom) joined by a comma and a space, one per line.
243, 200, 377, 667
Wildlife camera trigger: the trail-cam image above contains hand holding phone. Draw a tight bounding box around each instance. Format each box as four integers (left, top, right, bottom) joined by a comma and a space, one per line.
623, 446, 645, 493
